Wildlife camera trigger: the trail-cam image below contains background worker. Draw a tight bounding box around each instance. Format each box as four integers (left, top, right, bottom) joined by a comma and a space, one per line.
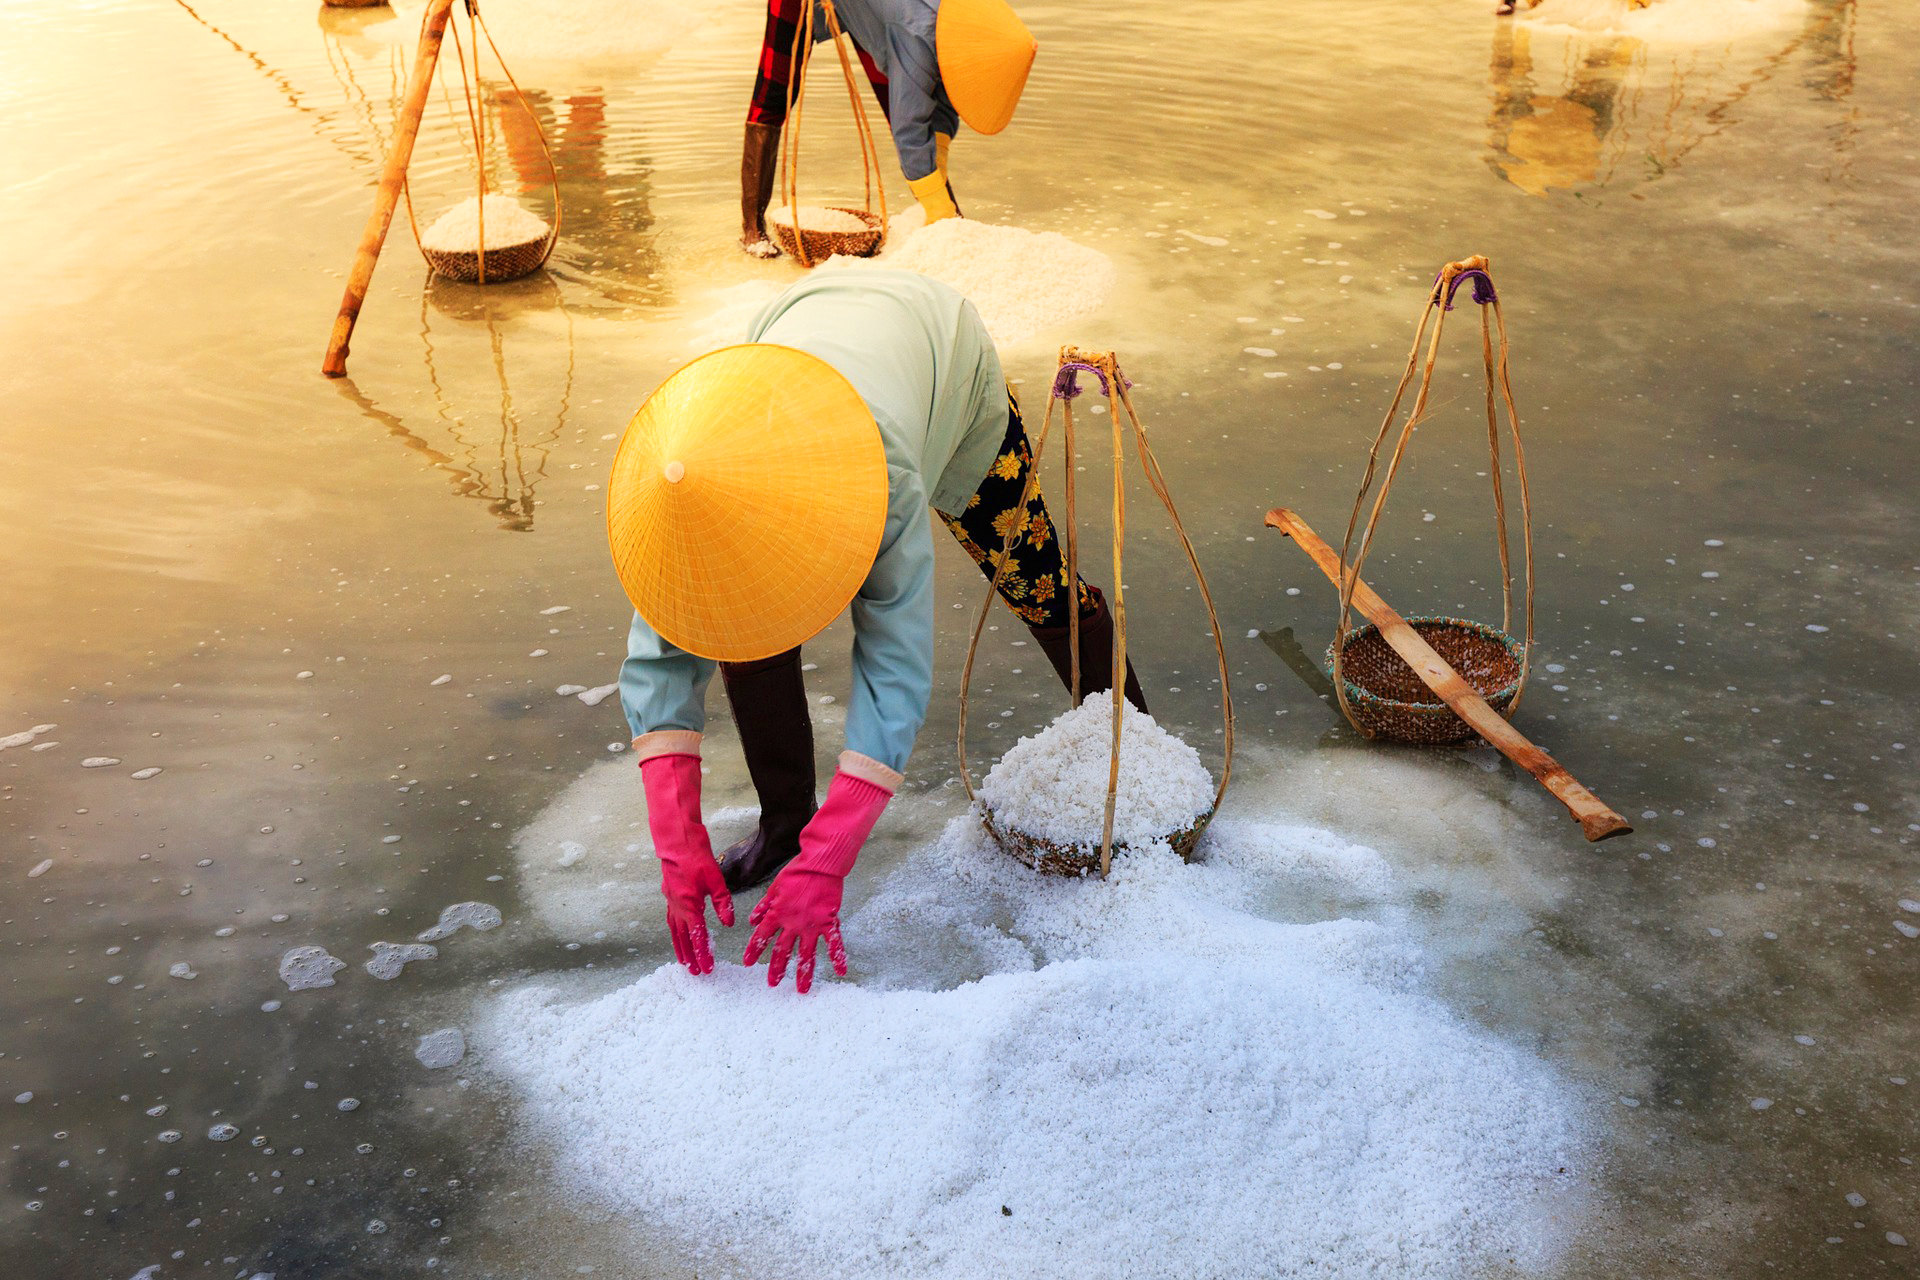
609, 271, 1143, 991
738, 0, 1036, 253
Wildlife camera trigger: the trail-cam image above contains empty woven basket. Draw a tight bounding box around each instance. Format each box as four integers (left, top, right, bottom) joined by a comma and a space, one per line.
1327, 615, 1523, 746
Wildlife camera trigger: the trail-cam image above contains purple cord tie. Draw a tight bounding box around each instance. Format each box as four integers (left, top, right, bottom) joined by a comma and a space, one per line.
1052, 361, 1133, 401
1434, 267, 1497, 310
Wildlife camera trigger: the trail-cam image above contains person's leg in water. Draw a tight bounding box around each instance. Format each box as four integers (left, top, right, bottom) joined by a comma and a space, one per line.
940, 390, 1148, 713
714, 648, 818, 893
740, 0, 893, 254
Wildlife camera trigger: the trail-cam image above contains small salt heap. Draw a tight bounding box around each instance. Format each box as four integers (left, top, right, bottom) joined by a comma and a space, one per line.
419, 194, 549, 253
978, 699, 1213, 851
766, 204, 873, 234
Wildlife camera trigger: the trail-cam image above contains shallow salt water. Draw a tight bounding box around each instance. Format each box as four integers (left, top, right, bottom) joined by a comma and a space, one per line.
2, 0, 1917, 1276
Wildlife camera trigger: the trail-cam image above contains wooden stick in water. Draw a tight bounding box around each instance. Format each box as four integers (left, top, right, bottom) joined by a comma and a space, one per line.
1266, 507, 1631, 843
321, 0, 455, 378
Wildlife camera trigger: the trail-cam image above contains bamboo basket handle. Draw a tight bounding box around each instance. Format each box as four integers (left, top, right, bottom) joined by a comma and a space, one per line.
956, 383, 1061, 808
1114, 369, 1234, 835
779, 0, 887, 266
474, 2, 565, 265
957, 349, 1235, 879
1332, 256, 1532, 732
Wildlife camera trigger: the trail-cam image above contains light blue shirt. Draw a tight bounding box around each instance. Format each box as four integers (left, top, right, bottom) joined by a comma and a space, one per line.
814, 0, 956, 182
620, 270, 1006, 773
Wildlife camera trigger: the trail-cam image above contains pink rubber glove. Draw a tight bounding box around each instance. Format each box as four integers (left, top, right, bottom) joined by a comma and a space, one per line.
640, 753, 735, 975
743, 770, 891, 992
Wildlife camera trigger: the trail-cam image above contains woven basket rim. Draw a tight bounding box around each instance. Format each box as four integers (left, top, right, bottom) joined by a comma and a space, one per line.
769, 206, 885, 261
980, 801, 1214, 874
1327, 615, 1524, 716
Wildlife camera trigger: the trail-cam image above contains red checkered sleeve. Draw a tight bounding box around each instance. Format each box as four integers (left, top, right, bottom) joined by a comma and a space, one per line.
747, 0, 891, 127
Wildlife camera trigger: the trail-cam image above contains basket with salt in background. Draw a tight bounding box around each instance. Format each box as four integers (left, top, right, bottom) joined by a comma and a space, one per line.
1327, 256, 1534, 746
959, 348, 1234, 878
770, 0, 888, 265
399, 0, 562, 284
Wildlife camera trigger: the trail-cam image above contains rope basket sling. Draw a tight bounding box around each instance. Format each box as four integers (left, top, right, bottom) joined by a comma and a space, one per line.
771, 0, 889, 266
401, 0, 562, 285
1329, 255, 1535, 746
958, 349, 1234, 879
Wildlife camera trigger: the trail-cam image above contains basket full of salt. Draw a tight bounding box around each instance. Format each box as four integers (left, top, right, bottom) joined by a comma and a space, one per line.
978, 701, 1216, 876
417, 194, 553, 284
959, 348, 1233, 878
767, 204, 885, 263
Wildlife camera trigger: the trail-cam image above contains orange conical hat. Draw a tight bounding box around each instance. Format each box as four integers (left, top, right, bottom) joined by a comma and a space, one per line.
607, 345, 888, 663
937, 0, 1037, 136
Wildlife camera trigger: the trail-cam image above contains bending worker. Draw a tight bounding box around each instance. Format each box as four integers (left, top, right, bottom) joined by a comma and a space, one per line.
739, 0, 1037, 253
609, 271, 1144, 991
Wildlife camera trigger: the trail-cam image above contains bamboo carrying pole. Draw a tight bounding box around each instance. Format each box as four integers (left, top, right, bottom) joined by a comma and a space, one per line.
321, 0, 456, 378
1266, 507, 1631, 843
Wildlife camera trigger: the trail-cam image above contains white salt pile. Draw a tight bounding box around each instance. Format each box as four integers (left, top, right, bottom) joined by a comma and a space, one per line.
978, 699, 1213, 850
1522, 0, 1806, 40
478, 812, 1588, 1279
826, 214, 1116, 347
766, 204, 874, 234
419, 195, 549, 253
278, 946, 345, 992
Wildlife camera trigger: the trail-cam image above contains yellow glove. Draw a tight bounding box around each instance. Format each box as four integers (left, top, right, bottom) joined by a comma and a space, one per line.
935, 132, 953, 182
909, 171, 959, 223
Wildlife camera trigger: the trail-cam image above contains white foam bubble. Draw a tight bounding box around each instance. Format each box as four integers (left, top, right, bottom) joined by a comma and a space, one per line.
415, 1028, 467, 1070
278, 946, 345, 992
418, 902, 503, 942
364, 942, 438, 981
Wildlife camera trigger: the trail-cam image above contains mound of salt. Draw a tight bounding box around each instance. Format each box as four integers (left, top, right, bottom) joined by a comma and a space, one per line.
765, 204, 874, 234
978, 699, 1213, 849
419, 195, 549, 253
826, 215, 1115, 346
477, 813, 1586, 1279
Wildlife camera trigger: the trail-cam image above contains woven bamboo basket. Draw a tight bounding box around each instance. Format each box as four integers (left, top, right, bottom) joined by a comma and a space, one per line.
766, 207, 885, 262
960, 349, 1235, 880
421, 234, 550, 284
984, 806, 1215, 877
773, 0, 888, 267
1327, 616, 1523, 746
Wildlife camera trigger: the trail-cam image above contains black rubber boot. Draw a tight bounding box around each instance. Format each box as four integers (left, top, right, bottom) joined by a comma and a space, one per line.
716, 647, 818, 893
739, 120, 781, 254
1026, 586, 1148, 714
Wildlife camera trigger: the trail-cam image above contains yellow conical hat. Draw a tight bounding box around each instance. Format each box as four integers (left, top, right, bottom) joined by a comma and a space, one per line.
607, 345, 888, 663
937, 0, 1036, 136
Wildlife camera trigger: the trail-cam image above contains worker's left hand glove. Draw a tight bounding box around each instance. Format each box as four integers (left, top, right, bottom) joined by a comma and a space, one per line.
743, 769, 892, 992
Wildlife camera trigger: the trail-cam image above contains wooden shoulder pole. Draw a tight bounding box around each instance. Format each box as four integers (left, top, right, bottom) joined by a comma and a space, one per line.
1267, 507, 1631, 843
321, 0, 455, 378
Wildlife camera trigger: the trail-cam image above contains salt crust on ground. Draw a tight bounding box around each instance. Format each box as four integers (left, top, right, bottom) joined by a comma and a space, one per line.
418, 195, 549, 253
824, 212, 1117, 347
978, 699, 1213, 848
478, 811, 1587, 1279
1521, 0, 1807, 40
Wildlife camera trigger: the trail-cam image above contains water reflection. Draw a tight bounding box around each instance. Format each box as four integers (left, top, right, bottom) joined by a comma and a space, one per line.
335, 276, 576, 532
1485, 0, 1858, 197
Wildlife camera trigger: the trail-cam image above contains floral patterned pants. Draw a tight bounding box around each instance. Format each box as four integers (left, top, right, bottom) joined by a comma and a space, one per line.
938, 391, 1100, 630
